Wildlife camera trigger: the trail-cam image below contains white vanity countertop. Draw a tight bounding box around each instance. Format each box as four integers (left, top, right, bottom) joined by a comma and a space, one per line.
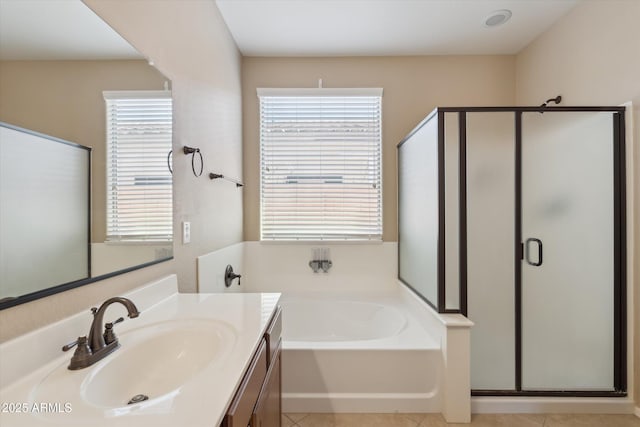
0, 277, 280, 427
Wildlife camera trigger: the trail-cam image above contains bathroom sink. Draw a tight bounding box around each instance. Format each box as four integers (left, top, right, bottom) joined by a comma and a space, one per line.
32, 319, 237, 412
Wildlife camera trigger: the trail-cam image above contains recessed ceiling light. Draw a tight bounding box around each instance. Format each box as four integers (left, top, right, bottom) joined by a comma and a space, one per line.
484, 9, 512, 28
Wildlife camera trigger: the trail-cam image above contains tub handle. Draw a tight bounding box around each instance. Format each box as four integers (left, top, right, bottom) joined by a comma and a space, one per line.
224, 264, 241, 287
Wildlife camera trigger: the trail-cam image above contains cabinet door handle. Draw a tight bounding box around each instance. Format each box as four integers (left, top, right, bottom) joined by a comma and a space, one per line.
525, 238, 543, 267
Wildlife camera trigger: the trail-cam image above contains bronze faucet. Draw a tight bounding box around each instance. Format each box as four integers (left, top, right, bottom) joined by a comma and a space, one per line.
62, 297, 140, 370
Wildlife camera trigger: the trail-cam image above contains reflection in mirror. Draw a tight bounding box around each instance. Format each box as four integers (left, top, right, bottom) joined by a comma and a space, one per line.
1, 124, 91, 297
0, 0, 173, 308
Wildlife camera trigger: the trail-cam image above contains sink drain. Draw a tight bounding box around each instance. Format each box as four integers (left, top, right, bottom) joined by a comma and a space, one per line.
127, 394, 149, 405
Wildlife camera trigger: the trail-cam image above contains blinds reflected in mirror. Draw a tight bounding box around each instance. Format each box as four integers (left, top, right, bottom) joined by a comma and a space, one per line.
104, 91, 172, 242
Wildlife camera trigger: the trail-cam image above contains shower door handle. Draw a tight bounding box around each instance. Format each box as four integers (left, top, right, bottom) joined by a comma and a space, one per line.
525, 238, 543, 267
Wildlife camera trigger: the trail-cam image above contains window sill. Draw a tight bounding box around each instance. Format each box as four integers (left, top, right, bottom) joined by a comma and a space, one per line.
102, 241, 173, 246
258, 239, 384, 245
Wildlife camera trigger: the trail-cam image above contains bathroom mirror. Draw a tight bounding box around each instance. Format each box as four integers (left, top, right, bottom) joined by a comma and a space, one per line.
0, 0, 173, 309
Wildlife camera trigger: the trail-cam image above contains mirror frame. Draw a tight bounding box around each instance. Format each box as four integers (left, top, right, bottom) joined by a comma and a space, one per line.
0, 257, 172, 310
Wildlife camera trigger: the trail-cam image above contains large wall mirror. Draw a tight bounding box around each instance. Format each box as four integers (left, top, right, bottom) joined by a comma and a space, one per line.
0, 0, 173, 309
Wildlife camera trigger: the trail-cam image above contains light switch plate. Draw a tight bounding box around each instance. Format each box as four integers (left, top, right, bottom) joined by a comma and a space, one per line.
182, 221, 191, 244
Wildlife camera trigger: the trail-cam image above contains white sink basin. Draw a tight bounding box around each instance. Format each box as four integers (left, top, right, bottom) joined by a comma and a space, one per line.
31, 319, 237, 413
82, 319, 236, 407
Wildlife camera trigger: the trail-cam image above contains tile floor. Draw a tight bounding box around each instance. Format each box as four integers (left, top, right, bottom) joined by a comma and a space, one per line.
282, 413, 640, 427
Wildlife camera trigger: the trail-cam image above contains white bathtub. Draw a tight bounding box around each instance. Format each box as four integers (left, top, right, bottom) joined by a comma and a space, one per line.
279, 293, 442, 413
282, 299, 407, 343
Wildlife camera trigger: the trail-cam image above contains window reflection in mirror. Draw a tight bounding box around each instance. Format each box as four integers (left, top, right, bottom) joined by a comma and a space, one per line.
0, 0, 173, 308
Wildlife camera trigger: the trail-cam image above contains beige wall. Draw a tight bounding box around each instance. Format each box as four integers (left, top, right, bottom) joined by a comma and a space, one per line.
0, 59, 166, 242
515, 0, 640, 405
0, 0, 243, 343
242, 56, 516, 241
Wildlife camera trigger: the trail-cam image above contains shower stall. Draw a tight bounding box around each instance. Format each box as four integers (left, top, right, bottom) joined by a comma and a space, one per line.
397, 106, 626, 396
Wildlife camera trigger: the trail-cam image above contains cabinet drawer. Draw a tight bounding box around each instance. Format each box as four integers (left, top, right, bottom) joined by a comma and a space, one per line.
222, 340, 267, 427
265, 306, 282, 366
251, 343, 281, 427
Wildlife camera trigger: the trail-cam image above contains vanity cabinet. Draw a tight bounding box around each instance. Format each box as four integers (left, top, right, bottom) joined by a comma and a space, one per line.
221, 307, 282, 427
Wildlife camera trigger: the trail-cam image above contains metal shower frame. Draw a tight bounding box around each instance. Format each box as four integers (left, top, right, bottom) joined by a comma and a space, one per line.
397, 106, 627, 397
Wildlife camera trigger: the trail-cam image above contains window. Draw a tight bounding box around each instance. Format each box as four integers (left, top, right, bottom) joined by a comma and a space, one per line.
104, 91, 172, 242
258, 88, 383, 241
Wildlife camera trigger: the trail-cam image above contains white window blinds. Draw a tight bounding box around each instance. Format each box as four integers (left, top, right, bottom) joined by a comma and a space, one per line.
258, 88, 383, 241
104, 91, 172, 242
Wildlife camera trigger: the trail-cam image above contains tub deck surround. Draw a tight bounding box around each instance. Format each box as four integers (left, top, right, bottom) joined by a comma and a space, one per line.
0, 274, 281, 427
197, 242, 399, 294
197, 242, 244, 293
397, 281, 474, 423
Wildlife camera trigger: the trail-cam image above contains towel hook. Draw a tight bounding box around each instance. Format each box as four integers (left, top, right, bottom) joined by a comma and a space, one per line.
183, 146, 203, 177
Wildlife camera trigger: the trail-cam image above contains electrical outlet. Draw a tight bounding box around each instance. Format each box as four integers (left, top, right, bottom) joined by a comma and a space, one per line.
182, 221, 191, 244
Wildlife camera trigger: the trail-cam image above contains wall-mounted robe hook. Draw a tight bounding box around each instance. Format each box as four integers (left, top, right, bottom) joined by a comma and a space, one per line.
209, 172, 243, 188
183, 146, 199, 154
183, 146, 203, 177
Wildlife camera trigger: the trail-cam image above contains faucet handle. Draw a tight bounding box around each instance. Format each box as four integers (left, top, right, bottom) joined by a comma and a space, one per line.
103, 317, 124, 345
91, 307, 98, 315
309, 260, 320, 273
106, 317, 125, 327
62, 336, 90, 353
62, 338, 80, 352
63, 336, 93, 370
321, 259, 333, 273
224, 265, 242, 287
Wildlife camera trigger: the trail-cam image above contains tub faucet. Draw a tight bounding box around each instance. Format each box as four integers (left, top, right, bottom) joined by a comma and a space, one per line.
62, 297, 140, 370
309, 248, 332, 273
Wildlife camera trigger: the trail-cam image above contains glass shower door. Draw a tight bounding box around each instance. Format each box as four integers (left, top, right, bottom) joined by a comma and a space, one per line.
520, 111, 616, 390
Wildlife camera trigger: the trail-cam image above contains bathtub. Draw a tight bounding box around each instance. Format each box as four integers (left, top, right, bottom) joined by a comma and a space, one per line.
280, 292, 442, 413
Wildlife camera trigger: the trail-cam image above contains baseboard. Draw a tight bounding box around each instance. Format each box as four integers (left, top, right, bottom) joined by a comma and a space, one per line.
282, 392, 440, 413
472, 397, 635, 414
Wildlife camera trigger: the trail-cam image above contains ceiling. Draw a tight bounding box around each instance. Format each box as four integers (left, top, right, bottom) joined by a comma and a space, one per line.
215, 0, 580, 56
0, 0, 142, 60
